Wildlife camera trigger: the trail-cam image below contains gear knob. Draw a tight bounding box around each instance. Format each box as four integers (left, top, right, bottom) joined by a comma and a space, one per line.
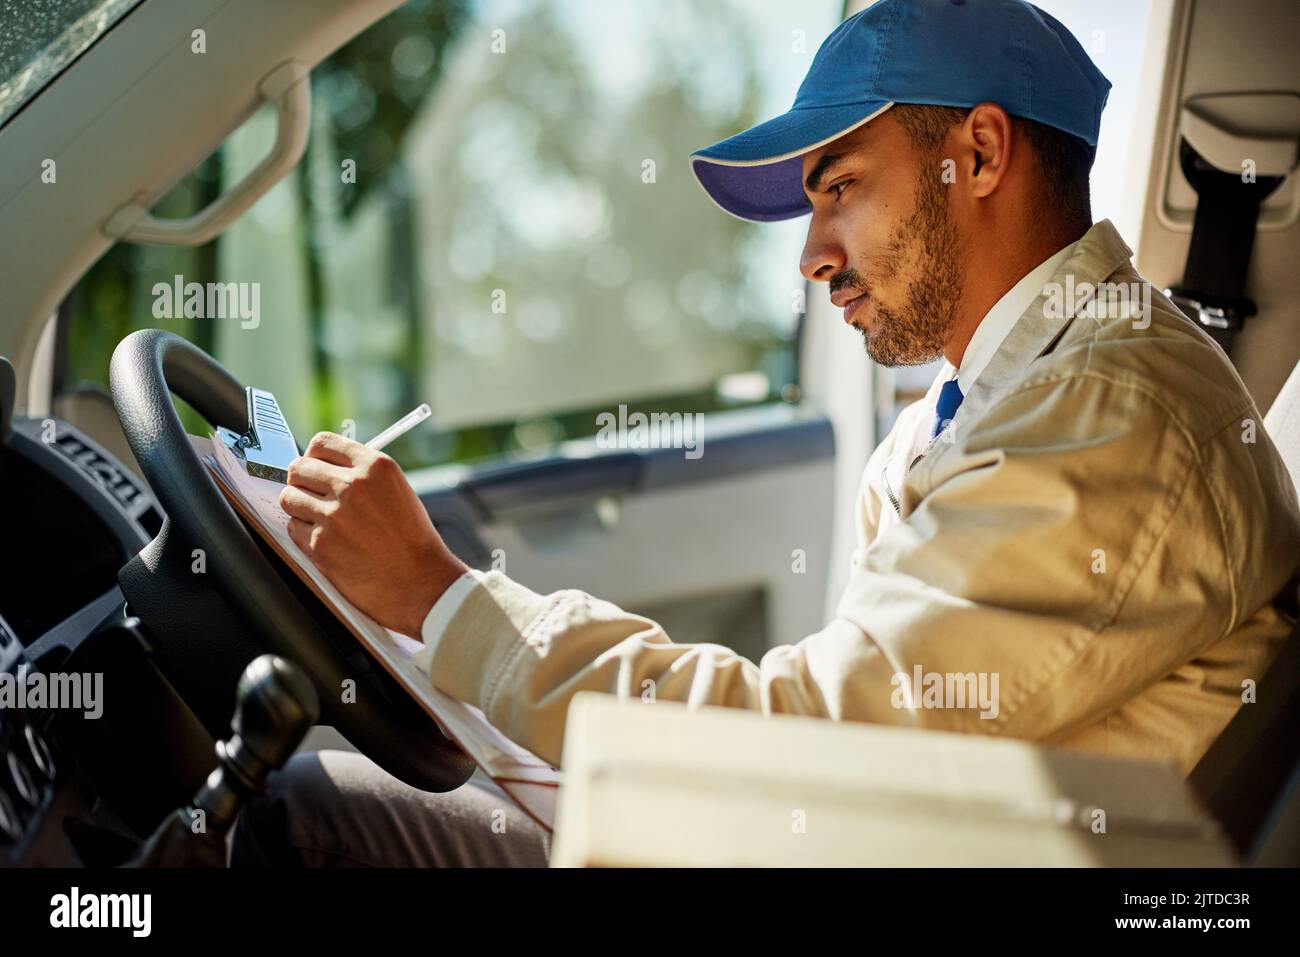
127, 655, 320, 866
199, 654, 319, 831
229, 654, 320, 776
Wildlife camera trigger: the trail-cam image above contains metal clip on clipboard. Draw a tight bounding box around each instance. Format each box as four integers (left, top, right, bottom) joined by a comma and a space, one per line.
216, 387, 299, 484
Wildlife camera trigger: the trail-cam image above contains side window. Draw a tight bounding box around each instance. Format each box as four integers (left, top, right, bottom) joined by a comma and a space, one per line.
66, 0, 847, 468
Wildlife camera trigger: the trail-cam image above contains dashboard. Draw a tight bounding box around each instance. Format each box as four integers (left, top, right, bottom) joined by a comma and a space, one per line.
0, 418, 157, 642
0, 376, 201, 866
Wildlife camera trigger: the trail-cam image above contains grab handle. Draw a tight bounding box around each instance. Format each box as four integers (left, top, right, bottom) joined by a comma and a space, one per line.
103, 60, 310, 246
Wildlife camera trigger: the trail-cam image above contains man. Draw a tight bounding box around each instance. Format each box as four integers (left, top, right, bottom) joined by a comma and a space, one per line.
232, 0, 1300, 867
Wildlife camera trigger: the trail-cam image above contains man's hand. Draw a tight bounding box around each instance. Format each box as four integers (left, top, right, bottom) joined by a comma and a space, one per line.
279, 432, 469, 638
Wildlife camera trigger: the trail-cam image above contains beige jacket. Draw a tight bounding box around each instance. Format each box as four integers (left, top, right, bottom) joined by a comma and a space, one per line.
423, 220, 1300, 774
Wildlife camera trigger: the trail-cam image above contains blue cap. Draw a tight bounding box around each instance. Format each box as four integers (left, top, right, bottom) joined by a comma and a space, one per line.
690, 0, 1111, 222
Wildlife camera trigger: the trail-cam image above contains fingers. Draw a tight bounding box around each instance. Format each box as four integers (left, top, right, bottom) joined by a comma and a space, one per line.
303, 431, 361, 467
279, 483, 334, 523
286, 454, 349, 496
286, 515, 314, 554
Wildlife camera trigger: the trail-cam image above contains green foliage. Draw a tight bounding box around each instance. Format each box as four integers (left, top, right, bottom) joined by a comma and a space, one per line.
64, 0, 802, 468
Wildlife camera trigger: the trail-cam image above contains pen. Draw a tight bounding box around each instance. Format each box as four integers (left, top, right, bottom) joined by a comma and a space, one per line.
365, 403, 432, 451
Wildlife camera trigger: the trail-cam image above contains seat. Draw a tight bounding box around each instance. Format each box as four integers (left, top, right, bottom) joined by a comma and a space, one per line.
1264, 359, 1300, 496
1186, 359, 1300, 863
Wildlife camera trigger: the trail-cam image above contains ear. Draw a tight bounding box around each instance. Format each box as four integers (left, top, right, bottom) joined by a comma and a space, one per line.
960, 102, 1014, 199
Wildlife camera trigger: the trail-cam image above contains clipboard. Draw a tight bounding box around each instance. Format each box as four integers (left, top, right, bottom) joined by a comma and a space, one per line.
191, 431, 560, 832
215, 386, 301, 484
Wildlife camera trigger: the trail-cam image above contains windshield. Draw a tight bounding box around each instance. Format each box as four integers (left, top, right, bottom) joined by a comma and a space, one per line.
0, 0, 142, 127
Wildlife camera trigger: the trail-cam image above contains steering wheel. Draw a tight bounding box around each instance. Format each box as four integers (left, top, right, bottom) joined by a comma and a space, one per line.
109, 329, 476, 793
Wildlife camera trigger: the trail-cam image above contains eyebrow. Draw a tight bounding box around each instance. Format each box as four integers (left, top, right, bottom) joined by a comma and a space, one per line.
804, 150, 862, 194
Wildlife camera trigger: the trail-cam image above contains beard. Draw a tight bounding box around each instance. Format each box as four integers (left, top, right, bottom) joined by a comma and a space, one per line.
834, 163, 963, 366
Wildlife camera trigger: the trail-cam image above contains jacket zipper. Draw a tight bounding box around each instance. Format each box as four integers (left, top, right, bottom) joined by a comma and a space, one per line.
883, 467, 903, 517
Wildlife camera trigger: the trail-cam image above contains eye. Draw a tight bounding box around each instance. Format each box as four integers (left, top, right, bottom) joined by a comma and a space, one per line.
828, 179, 853, 200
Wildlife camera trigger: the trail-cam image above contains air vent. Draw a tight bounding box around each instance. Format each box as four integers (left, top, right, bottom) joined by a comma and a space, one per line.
49, 432, 146, 513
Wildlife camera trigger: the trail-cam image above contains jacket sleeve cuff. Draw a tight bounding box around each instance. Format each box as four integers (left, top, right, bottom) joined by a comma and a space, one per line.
409, 569, 486, 675
416, 570, 559, 709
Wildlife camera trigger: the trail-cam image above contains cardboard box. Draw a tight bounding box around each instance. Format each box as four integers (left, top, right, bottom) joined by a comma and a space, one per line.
551, 694, 1236, 867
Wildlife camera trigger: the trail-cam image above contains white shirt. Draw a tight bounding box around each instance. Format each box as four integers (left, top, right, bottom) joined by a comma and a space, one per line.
953, 239, 1078, 395
410, 568, 484, 673
414, 239, 1080, 666
895, 239, 1079, 469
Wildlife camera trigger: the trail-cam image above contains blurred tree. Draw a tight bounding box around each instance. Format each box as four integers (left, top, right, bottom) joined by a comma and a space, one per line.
64, 0, 825, 466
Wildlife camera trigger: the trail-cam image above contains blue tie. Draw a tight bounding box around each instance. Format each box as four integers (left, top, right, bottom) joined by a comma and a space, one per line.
931, 378, 964, 440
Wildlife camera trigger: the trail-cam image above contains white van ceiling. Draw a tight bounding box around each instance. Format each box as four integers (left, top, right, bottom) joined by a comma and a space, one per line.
0, 0, 404, 410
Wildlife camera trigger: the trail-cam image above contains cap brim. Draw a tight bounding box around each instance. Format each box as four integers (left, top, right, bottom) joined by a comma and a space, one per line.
690, 101, 893, 222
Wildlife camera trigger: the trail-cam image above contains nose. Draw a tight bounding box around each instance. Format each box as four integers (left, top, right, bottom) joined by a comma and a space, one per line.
799, 224, 845, 283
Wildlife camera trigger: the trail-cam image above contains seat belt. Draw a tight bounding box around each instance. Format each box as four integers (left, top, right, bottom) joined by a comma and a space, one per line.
1166, 138, 1285, 355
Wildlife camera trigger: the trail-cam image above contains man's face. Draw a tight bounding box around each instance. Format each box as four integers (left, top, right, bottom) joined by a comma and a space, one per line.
799, 111, 963, 366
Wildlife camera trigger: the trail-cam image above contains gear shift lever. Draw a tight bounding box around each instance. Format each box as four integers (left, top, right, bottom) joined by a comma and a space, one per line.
127, 654, 320, 867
